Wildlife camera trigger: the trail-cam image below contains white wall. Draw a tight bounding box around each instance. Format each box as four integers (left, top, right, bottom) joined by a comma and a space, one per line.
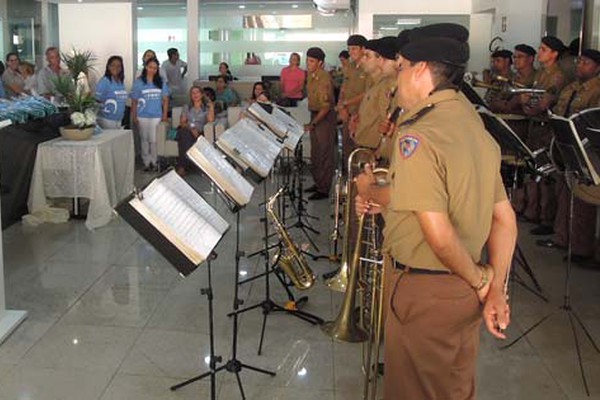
357, 0, 472, 36
58, 3, 134, 90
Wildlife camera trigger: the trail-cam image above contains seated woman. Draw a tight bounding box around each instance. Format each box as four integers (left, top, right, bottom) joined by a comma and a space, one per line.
218, 62, 235, 82
249, 81, 265, 104
176, 86, 215, 176
215, 75, 240, 109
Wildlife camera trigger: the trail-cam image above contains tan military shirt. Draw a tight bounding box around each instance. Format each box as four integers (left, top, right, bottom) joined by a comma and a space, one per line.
527, 63, 568, 110
554, 76, 600, 117
514, 67, 537, 88
354, 75, 396, 149
382, 89, 506, 271
341, 61, 371, 114
307, 68, 334, 112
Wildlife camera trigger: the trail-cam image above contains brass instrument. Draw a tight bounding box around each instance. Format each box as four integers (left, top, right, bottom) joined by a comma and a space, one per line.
325, 148, 378, 292
464, 72, 546, 96
267, 187, 315, 290
463, 72, 503, 91
323, 148, 388, 346
329, 169, 344, 263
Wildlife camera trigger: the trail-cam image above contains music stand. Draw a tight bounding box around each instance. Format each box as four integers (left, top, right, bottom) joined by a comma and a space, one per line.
501, 110, 600, 396
476, 107, 548, 302
169, 146, 276, 398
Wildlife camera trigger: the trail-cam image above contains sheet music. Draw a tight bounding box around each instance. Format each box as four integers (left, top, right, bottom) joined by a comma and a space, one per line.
248, 103, 289, 139
187, 136, 254, 206
217, 121, 279, 177
239, 118, 284, 157
131, 171, 228, 264
272, 107, 304, 137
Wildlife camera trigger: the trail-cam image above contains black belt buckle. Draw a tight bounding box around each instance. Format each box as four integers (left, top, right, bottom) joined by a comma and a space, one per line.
393, 260, 450, 275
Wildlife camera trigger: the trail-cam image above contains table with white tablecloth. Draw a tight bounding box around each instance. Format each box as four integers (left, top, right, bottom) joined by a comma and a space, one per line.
27, 130, 135, 230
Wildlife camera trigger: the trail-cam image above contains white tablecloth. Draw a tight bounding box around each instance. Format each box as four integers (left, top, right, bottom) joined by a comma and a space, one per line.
27, 129, 135, 230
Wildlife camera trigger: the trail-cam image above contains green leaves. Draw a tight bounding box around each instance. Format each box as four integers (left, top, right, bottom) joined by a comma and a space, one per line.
61, 48, 97, 81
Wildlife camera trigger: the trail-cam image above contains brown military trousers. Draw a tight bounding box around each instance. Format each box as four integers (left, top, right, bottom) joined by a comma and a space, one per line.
553, 178, 597, 256
341, 119, 357, 174
310, 110, 336, 194
524, 179, 557, 226
384, 266, 481, 400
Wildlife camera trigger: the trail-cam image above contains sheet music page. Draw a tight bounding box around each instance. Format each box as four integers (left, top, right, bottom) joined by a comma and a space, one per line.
218, 123, 278, 177
272, 107, 304, 137
238, 118, 283, 158
135, 171, 228, 263
188, 136, 254, 206
248, 103, 289, 138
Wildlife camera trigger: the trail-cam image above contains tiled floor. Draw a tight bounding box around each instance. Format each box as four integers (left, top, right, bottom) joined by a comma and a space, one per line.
1, 170, 600, 399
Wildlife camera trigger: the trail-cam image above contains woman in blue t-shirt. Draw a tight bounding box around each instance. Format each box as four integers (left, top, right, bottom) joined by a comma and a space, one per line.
176, 86, 215, 176
95, 55, 128, 129
215, 75, 240, 109
130, 57, 169, 171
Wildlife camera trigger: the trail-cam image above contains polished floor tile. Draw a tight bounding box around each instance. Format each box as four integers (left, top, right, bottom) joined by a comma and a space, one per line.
2, 169, 600, 399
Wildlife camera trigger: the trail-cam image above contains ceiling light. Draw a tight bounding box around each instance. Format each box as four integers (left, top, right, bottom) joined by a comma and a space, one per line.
239, 5, 246, 9
137, 6, 144, 10
292, 4, 299, 8
396, 18, 421, 25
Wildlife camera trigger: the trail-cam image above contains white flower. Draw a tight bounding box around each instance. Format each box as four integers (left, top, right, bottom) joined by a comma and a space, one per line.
70, 112, 86, 128
84, 109, 96, 126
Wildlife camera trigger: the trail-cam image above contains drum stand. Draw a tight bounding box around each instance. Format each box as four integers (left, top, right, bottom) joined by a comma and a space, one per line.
502, 171, 599, 396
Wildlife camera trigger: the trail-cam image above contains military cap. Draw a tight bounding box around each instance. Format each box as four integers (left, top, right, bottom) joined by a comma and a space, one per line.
541, 36, 566, 53
396, 29, 412, 53
365, 37, 399, 61
491, 49, 513, 59
306, 47, 325, 61
347, 34, 368, 47
401, 23, 470, 66
514, 44, 536, 56
581, 49, 600, 65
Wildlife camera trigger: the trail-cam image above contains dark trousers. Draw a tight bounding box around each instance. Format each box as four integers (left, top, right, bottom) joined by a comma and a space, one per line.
384, 264, 481, 400
176, 127, 200, 172
310, 110, 336, 194
524, 178, 556, 226
341, 119, 356, 175
553, 177, 597, 256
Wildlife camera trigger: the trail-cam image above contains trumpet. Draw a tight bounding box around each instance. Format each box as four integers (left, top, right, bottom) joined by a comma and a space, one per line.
463, 72, 503, 91
267, 187, 315, 290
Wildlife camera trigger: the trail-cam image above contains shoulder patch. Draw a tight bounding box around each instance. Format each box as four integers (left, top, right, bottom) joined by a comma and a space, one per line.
399, 135, 420, 159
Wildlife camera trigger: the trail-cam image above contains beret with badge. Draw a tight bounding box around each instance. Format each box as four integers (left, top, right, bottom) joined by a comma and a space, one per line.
491, 49, 513, 59
306, 47, 326, 62
347, 34, 368, 47
541, 36, 566, 53
581, 48, 600, 65
365, 36, 400, 61
400, 23, 470, 66
514, 44, 536, 56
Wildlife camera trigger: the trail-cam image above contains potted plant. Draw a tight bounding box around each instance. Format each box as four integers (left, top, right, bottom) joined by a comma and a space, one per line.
52, 49, 98, 140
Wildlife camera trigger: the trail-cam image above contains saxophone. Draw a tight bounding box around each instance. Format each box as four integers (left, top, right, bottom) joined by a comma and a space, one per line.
267, 187, 315, 290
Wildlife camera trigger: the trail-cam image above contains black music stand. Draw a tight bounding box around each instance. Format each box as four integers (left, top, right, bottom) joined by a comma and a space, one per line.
501, 111, 600, 396
169, 180, 276, 399
476, 107, 548, 302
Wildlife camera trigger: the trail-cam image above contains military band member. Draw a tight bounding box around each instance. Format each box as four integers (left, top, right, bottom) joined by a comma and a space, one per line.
537, 49, 600, 263
354, 36, 399, 157
355, 23, 516, 399
337, 34, 370, 167
304, 47, 336, 200
513, 44, 537, 87
521, 36, 569, 235
484, 49, 514, 112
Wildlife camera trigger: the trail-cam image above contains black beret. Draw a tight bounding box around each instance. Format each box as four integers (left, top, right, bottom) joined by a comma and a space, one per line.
396, 29, 412, 53
581, 49, 600, 65
347, 34, 368, 47
365, 37, 399, 61
306, 47, 325, 61
491, 49, 513, 59
402, 23, 470, 66
541, 36, 566, 52
514, 44, 536, 56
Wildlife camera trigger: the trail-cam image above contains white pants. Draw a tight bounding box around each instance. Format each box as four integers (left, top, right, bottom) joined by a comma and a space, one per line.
138, 117, 160, 167
98, 117, 122, 129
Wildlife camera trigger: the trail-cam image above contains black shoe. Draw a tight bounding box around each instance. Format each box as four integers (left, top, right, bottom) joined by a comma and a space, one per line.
308, 192, 328, 200
576, 258, 600, 270
143, 165, 151, 172
530, 225, 554, 235
536, 239, 566, 250
322, 268, 340, 280
305, 185, 318, 193
377, 362, 384, 376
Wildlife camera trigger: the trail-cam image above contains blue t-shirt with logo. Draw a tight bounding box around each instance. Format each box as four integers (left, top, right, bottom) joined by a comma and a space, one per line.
95, 76, 128, 121
130, 78, 169, 118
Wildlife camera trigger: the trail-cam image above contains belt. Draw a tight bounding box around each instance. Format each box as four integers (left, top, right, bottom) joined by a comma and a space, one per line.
393, 260, 451, 275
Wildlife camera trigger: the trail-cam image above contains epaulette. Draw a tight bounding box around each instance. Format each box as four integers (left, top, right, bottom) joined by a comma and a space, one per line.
398, 103, 435, 127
